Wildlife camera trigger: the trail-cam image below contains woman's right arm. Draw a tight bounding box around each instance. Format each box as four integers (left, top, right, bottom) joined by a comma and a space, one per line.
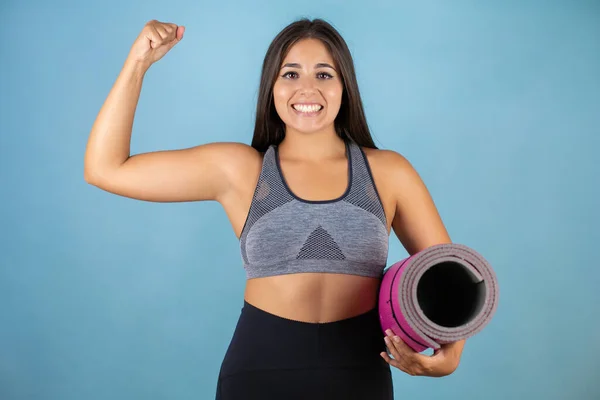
84, 20, 256, 203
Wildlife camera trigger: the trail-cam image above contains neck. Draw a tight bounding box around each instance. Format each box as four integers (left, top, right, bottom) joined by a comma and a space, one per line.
278, 127, 347, 161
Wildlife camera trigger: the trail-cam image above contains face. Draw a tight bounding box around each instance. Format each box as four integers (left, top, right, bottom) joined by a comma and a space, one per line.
272, 38, 344, 136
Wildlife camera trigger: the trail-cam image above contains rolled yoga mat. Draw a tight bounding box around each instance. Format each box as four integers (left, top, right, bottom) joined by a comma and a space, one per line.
378, 243, 499, 352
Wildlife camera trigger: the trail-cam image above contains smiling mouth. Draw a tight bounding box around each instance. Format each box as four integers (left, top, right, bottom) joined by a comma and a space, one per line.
292, 103, 324, 115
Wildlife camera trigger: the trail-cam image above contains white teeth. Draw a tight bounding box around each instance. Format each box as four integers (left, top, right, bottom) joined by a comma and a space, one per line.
293, 104, 323, 113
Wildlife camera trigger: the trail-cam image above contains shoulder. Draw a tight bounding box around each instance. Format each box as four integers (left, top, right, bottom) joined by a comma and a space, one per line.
213, 142, 265, 191
198, 141, 263, 173
185, 141, 264, 195
361, 146, 421, 184
201, 141, 262, 159
361, 146, 431, 207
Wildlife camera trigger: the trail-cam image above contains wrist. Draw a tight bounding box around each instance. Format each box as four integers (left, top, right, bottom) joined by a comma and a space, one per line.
123, 57, 150, 79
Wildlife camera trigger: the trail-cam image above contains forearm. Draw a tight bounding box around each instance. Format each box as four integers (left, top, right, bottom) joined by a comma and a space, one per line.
84, 59, 149, 182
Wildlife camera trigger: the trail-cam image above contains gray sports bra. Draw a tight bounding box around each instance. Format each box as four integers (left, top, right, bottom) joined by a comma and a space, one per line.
239, 139, 389, 279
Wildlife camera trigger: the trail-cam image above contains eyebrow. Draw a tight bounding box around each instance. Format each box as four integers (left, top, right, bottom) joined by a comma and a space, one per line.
280, 62, 336, 70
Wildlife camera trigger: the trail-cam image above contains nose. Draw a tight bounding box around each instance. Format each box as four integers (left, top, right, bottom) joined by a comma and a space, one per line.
298, 80, 318, 97
299, 87, 317, 98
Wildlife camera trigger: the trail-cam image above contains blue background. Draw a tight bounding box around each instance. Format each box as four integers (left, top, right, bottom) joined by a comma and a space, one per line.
1, 0, 599, 398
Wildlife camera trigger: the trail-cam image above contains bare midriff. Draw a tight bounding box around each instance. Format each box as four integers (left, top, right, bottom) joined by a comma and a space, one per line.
244, 272, 382, 323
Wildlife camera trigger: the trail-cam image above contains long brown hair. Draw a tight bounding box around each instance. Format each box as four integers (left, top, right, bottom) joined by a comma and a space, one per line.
251, 18, 378, 152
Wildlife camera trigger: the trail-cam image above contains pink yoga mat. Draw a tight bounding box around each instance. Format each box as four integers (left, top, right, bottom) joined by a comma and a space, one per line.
378, 243, 499, 352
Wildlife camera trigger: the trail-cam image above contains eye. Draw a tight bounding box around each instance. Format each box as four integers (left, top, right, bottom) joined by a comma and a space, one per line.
281, 71, 298, 79
317, 72, 334, 79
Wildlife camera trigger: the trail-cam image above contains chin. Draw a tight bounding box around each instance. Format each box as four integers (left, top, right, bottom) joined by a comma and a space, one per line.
284, 116, 336, 136
288, 125, 332, 135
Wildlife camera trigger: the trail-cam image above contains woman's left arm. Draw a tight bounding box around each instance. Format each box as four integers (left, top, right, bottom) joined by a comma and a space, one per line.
378, 150, 465, 377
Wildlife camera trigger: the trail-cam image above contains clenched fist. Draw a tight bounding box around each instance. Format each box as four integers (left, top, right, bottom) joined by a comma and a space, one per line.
128, 20, 185, 68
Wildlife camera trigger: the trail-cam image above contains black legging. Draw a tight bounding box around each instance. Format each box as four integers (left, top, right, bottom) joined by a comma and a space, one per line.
216, 301, 394, 400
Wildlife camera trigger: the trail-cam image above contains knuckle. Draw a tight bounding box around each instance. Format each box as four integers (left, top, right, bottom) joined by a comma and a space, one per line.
406, 364, 419, 376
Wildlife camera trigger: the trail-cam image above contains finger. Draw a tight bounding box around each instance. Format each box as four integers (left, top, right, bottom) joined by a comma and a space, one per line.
145, 26, 164, 49
176, 25, 185, 41
391, 336, 432, 366
159, 24, 182, 47
166, 22, 179, 35
384, 330, 428, 374
164, 29, 183, 51
163, 23, 180, 41
380, 351, 400, 370
383, 335, 414, 373
156, 25, 171, 41
384, 335, 403, 362
380, 351, 416, 376
384, 330, 413, 360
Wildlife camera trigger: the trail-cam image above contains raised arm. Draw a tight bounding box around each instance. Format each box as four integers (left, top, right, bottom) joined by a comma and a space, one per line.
84, 20, 258, 203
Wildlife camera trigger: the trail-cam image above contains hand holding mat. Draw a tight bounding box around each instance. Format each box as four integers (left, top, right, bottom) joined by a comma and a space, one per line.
378, 243, 499, 352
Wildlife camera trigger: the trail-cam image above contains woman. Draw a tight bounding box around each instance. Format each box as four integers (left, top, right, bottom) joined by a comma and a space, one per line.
84, 17, 465, 400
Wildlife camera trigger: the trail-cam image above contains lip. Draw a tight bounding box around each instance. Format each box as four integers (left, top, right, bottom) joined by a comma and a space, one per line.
291, 103, 324, 117
292, 102, 323, 106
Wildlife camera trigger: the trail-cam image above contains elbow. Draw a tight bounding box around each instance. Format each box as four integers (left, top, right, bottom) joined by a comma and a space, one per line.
83, 156, 113, 186
84, 162, 123, 189
83, 156, 99, 185
84, 167, 99, 186
83, 150, 98, 185
83, 160, 109, 186
83, 152, 128, 188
